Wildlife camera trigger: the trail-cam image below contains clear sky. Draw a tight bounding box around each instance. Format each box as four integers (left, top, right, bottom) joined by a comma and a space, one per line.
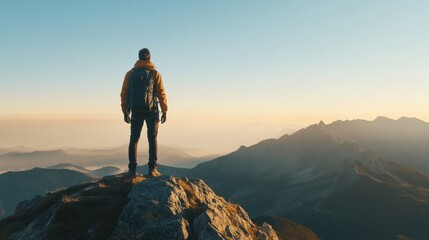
1, 1, 428, 153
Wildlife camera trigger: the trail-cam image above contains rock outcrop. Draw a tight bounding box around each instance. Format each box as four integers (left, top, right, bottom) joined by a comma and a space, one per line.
110, 176, 278, 240
0, 175, 278, 240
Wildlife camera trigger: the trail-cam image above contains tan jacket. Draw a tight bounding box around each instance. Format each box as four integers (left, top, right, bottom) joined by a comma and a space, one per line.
120, 60, 168, 114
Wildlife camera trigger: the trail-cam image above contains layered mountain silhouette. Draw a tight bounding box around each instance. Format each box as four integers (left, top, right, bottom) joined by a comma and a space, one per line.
0, 175, 322, 240
308, 116, 429, 173
47, 163, 121, 178
186, 117, 429, 240
0, 145, 218, 171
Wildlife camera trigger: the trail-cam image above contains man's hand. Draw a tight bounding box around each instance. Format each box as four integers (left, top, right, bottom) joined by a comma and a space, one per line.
124, 113, 131, 124
161, 112, 167, 124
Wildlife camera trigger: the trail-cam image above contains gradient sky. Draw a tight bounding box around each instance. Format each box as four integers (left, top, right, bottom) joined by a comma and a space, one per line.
1, 1, 428, 152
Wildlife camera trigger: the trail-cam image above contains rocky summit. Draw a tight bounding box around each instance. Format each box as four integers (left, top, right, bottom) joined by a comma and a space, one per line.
0, 174, 278, 240
110, 176, 277, 240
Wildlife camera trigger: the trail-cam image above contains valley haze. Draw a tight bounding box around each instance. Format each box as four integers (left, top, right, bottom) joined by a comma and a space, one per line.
1, 116, 428, 173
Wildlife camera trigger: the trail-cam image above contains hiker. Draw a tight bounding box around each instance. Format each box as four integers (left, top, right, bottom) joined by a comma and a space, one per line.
120, 48, 168, 177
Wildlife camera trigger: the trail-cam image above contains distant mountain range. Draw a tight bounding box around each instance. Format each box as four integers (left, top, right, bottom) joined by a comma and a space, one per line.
186, 117, 429, 240
0, 145, 220, 172
47, 163, 121, 178
0, 146, 34, 155
306, 116, 429, 173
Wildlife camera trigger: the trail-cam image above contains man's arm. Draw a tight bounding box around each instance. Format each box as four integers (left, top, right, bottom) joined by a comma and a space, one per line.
154, 71, 168, 123
120, 71, 132, 123
154, 71, 168, 112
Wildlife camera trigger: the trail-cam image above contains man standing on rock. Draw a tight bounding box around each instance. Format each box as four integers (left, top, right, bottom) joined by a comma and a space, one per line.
120, 48, 168, 177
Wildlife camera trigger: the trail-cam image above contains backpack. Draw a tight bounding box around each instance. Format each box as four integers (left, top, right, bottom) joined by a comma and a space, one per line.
127, 68, 158, 113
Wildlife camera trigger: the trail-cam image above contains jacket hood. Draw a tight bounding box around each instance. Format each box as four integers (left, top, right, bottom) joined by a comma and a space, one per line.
134, 60, 156, 70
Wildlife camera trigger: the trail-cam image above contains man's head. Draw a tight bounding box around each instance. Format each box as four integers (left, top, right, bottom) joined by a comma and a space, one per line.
139, 48, 151, 61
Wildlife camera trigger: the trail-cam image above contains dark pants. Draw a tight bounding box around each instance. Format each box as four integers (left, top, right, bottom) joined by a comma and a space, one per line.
129, 111, 159, 169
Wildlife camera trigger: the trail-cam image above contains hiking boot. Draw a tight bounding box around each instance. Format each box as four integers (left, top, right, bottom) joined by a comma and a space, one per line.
148, 165, 162, 177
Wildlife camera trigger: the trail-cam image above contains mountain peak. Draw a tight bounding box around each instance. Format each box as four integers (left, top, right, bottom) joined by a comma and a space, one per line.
374, 116, 394, 122
397, 116, 427, 124
0, 175, 278, 240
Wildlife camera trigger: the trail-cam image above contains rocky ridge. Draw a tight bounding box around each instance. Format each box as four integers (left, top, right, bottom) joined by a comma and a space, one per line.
0, 175, 278, 240
110, 176, 277, 240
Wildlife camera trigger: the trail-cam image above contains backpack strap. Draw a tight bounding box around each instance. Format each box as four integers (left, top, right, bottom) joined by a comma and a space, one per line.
148, 70, 159, 110
148, 70, 154, 80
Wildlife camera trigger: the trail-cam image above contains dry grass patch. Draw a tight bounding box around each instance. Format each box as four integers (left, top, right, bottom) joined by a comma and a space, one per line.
62, 195, 81, 203
132, 175, 145, 184
178, 179, 200, 208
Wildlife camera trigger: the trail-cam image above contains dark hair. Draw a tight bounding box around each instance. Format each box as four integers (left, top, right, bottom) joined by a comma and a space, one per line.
138, 48, 151, 60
